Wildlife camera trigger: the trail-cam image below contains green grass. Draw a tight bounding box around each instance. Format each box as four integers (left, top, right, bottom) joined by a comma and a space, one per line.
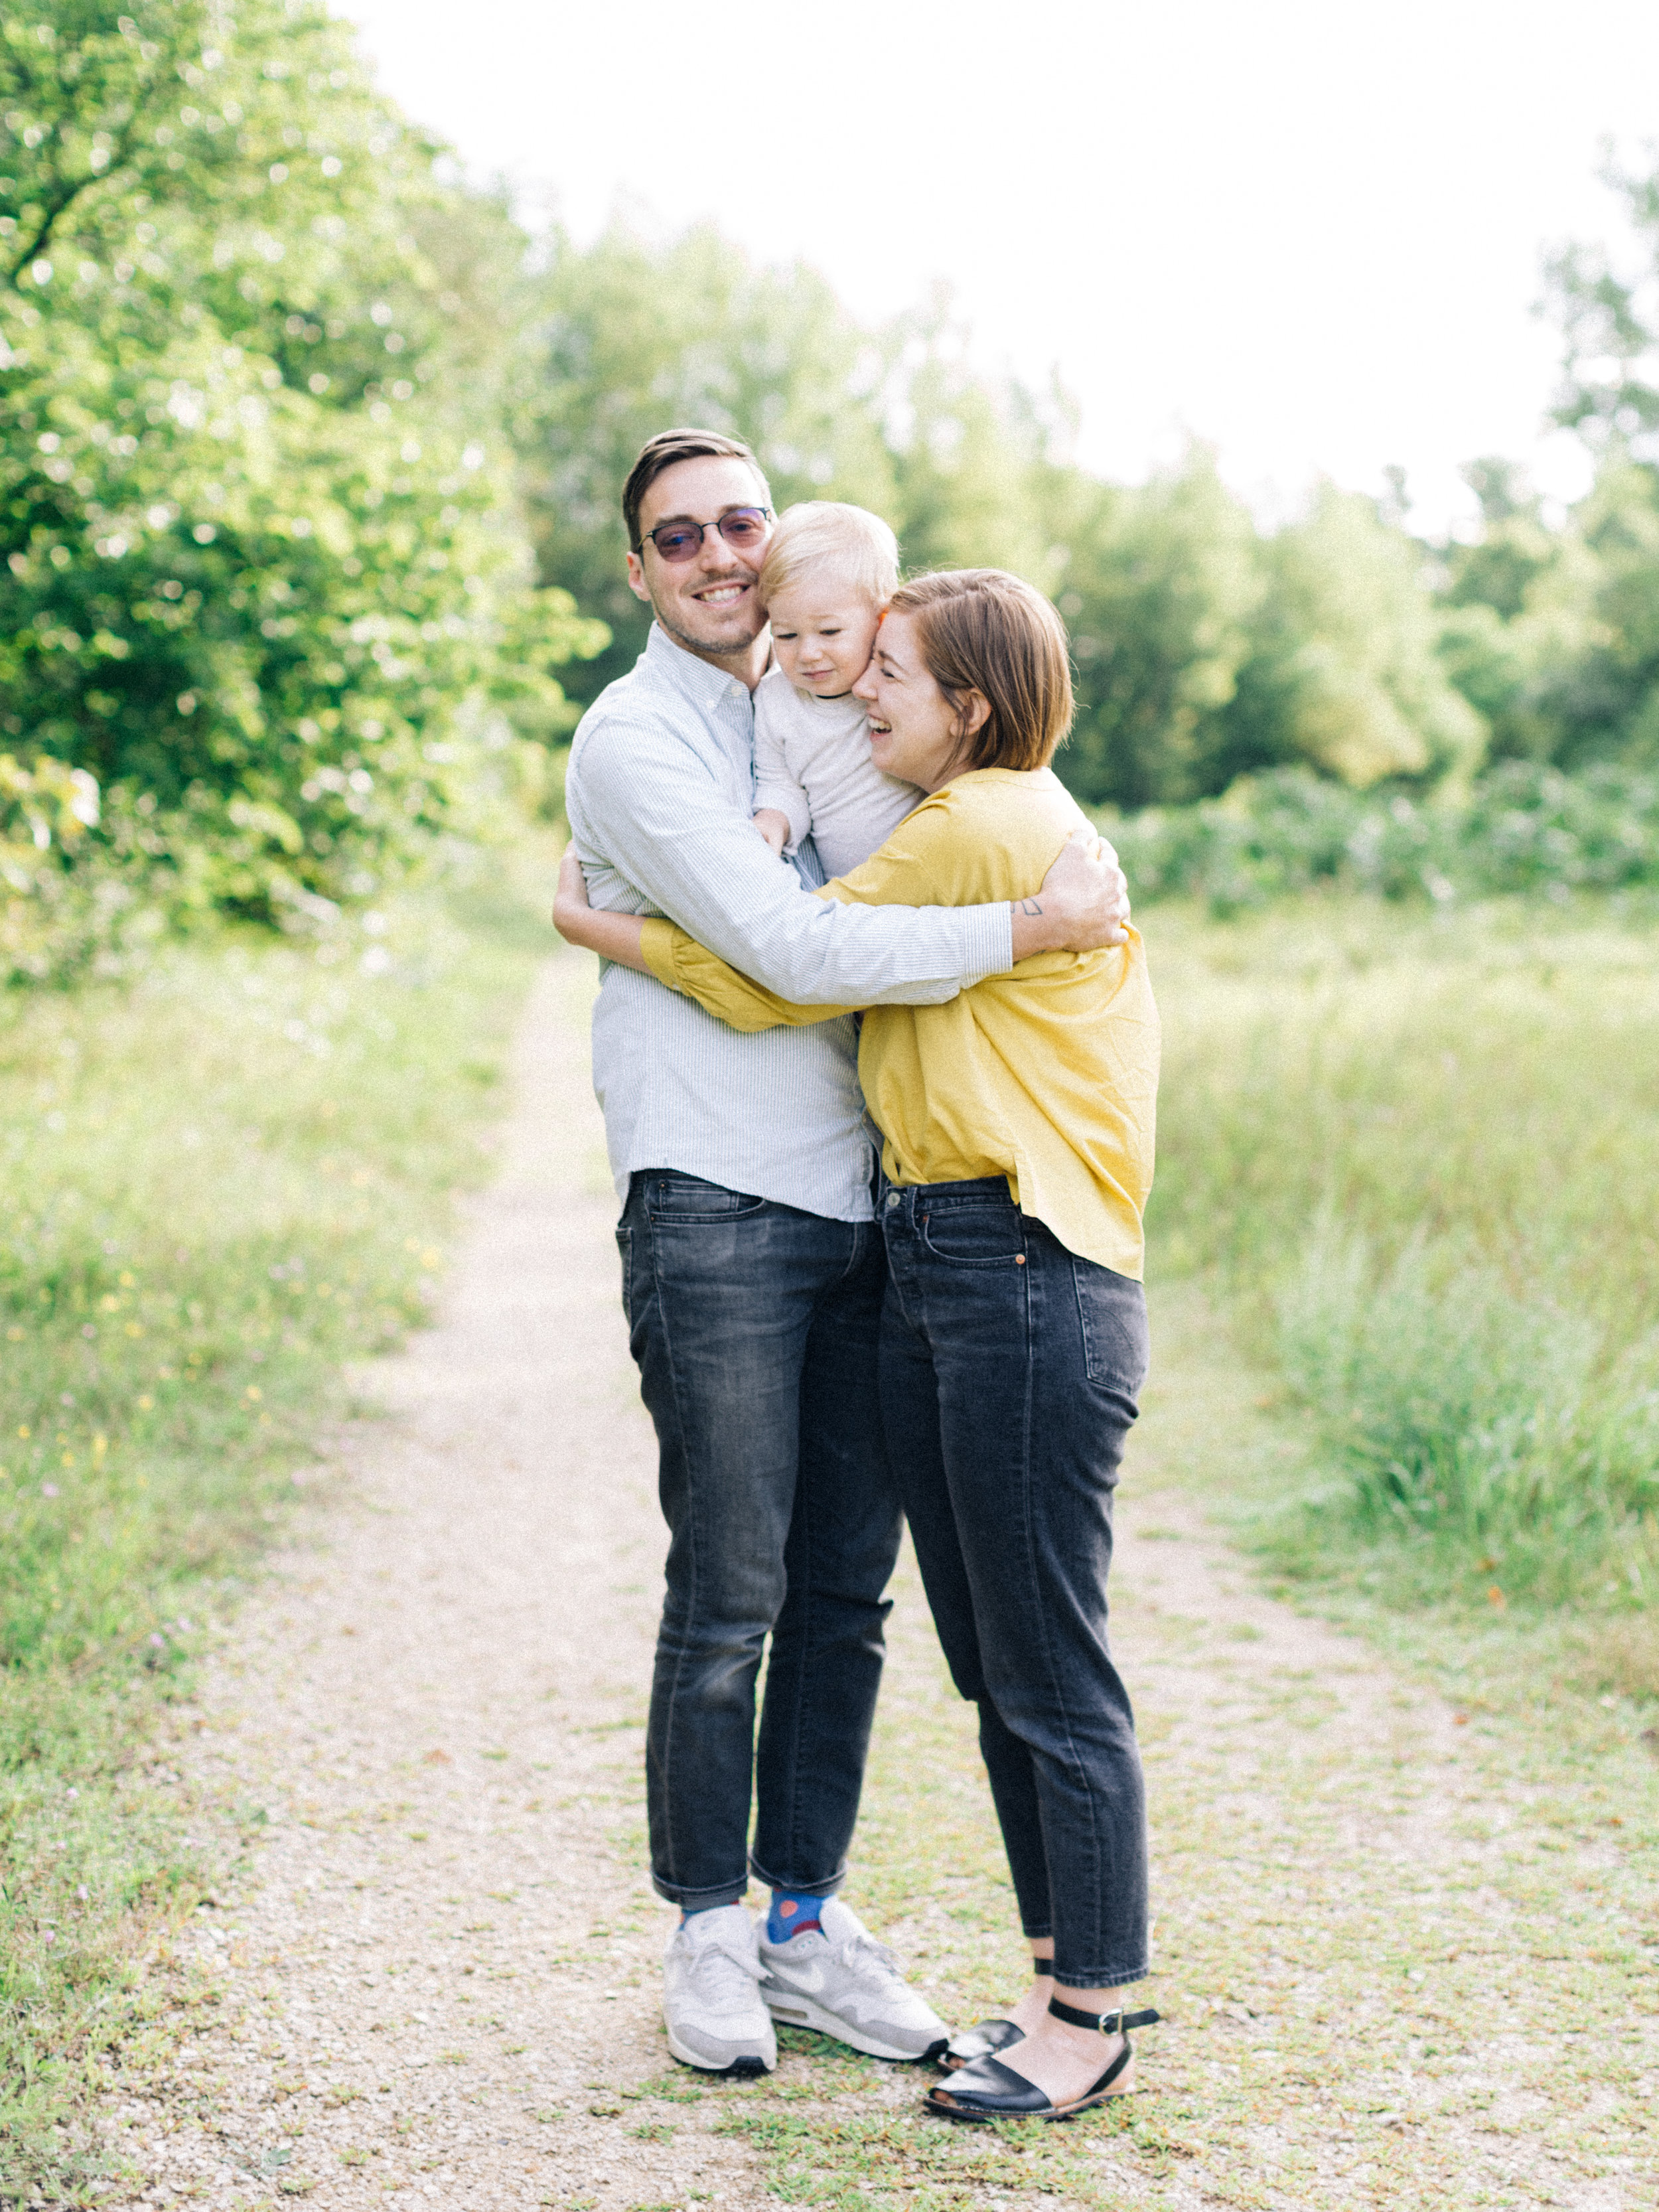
1146, 893, 1659, 1647
692, 1293, 1659, 2212
0, 848, 550, 2203
711, 889, 1659, 2209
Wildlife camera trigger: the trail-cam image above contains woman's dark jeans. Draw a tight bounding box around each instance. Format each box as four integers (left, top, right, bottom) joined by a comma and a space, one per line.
879, 1177, 1150, 1989
618, 1170, 902, 1910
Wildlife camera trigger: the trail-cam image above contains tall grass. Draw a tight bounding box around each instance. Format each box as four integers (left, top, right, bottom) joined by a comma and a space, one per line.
0, 855, 549, 2201
1276, 1226, 1659, 1602
1147, 896, 1659, 1615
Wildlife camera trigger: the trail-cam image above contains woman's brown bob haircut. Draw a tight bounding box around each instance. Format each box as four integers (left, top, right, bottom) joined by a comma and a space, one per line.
887, 569, 1074, 774
622, 427, 772, 553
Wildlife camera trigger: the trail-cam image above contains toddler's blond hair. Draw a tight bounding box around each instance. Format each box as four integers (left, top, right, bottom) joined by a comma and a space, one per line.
760, 501, 900, 610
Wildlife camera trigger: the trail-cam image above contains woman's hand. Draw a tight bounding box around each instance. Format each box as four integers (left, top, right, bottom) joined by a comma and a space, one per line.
552, 846, 654, 974
552, 846, 599, 946
1009, 832, 1131, 961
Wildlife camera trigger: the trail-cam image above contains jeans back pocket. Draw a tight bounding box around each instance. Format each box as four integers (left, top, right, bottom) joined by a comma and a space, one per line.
1072, 1258, 1149, 1394
614, 1226, 633, 1325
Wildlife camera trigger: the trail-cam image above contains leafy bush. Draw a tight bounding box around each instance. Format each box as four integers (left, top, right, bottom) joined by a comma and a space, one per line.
1107, 759, 1659, 911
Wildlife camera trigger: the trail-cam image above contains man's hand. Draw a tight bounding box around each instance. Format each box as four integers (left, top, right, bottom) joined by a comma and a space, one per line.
1009, 831, 1131, 960
753, 808, 791, 857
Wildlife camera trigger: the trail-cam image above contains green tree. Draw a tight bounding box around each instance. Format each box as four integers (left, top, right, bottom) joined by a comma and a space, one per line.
1222, 484, 1486, 790
1041, 448, 1262, 807
875, 296, 1056, 585
1430, 459, 1609, 766
1545, 151, 1659, 457
517, 220, 895, 710
1, 0, 599, 932
1438, 155, 1659, 771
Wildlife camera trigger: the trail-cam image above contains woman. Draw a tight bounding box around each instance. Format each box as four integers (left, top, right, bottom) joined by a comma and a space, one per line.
555, 569, 1160, 2122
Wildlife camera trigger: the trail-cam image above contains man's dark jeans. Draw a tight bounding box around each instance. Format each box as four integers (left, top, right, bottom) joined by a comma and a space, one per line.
879, 1177, 1150, 1988
617, 1171, 902, 1910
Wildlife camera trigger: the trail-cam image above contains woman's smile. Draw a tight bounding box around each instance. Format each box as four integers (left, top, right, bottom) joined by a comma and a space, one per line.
853, 611, 981, 792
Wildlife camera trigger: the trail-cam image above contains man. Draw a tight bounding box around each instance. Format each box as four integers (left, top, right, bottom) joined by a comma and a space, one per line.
563, 427, 1129, 2077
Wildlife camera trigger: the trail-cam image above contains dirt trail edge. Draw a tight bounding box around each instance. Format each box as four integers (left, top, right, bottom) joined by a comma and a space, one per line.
97, 955, 1652, 2212
109, 954, 761, 2211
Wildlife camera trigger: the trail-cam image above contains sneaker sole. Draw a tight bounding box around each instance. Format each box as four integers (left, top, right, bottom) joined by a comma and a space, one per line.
762, 1991, 948, 2065
664, 2024, 774, 2077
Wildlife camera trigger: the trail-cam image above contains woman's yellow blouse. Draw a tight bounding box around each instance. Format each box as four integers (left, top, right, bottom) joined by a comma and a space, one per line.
638, 767, 1159, 1280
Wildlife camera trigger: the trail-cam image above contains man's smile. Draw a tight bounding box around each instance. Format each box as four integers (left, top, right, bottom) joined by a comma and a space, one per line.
694, 579, 752, 605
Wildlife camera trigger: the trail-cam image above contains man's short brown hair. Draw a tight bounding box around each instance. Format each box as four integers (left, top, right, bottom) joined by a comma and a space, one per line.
622, 428, 772, 553
887, 569, 1074, 773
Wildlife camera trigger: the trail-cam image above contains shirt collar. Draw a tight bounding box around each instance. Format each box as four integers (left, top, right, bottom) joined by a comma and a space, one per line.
645, 621, 770, 709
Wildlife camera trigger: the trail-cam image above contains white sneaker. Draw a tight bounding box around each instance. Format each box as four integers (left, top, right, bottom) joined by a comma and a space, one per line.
662, 1905, 777, 2075
757, 1897, 948, 2061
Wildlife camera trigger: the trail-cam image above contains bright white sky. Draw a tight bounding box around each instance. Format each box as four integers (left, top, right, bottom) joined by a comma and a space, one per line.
340, 0, 1659, 535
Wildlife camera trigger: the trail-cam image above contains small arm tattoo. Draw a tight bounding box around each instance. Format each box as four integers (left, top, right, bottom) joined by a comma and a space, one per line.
1014, 897, 1044, 916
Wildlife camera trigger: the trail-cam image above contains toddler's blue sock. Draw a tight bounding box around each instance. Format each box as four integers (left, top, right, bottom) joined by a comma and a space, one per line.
767, 1887, 830, 1943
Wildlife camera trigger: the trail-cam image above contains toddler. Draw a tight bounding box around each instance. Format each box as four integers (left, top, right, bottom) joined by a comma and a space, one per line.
752, 502, 923, 879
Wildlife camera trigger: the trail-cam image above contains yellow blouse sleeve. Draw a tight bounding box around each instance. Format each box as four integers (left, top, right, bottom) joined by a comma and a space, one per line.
638, 919, 855, 1033
636, 790, 972, 1035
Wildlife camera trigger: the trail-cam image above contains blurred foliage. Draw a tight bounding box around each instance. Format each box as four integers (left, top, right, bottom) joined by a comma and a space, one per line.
518, 220, 897, 709
11, 3, 1659, 970
1043, 449, 1262, 808
1104, 758, 1659, 912
1, 0, 603, 970
522, 210, 1659, 811
1224, 484, 1486, 792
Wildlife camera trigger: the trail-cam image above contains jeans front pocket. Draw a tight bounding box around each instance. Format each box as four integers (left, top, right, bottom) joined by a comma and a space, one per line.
920, 1199, 1025, 1268
1072, 1258, 1149, 1394
614, 1226, 633, 1325
646, 1174, 767, 1225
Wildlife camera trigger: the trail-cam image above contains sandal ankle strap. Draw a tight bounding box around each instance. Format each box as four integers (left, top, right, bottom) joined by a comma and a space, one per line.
1048, 1996, 1162, 2035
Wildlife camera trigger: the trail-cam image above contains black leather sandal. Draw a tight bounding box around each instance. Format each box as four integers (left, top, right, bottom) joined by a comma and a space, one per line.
938, 1958, 1052, 2071
924, 1996, 1161, 2123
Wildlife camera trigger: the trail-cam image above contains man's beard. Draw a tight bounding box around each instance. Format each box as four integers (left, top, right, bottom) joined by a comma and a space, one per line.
651, 574, 766, 660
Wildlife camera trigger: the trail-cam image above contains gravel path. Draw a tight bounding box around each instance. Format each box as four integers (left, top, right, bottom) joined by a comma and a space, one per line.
96, 955, 1653, 2212
109, 954, 764, 2209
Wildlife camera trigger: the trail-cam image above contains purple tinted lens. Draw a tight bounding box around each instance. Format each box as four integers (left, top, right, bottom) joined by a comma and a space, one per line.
719, 510, 768, 546
652, 528, 703, 561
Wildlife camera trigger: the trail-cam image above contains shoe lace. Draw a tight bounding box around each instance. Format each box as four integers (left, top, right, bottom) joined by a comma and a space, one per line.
830, 1926, 907, 1990
687, 1927, 766, 2004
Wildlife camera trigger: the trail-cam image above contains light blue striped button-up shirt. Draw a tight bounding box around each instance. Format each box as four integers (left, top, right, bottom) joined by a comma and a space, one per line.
565, 624, 1013, 1223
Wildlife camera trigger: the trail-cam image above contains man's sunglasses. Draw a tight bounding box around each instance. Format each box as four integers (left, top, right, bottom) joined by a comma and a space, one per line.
642, 506, 772, 563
